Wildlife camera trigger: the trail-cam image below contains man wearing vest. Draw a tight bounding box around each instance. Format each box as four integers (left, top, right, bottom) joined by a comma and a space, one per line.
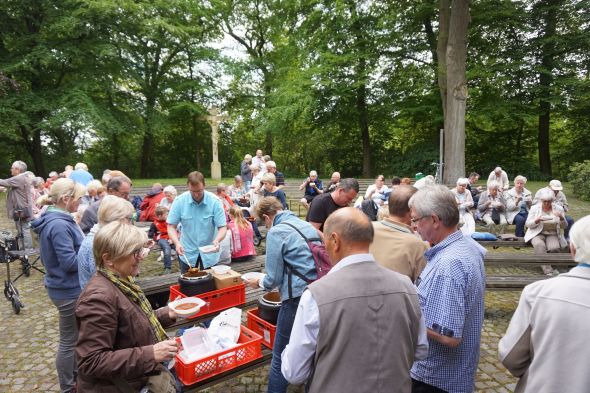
281, 207, 428, 393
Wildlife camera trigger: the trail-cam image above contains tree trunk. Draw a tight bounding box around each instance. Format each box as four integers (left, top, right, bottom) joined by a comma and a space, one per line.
537, 1, 559, 176
437, 0, 451, 119
358, 79, 371, 178
442, 0, 469, 184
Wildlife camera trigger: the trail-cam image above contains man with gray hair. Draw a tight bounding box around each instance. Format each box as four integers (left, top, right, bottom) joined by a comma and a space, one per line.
0, 160, 34, 249
306, 178, 359, 233
265, 160, 285, 189
299, 170, 323, 209
369, 185, 427, 283
282, 207, 427, 392
408, 185, 486, 393
80, 176, 132, 234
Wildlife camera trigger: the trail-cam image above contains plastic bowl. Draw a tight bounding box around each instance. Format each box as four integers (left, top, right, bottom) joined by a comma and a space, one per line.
169, 297, 206, 316
211, 265, 231, 275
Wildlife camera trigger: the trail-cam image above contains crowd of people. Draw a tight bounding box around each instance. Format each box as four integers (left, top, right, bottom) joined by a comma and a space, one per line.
2, 155, 589, 393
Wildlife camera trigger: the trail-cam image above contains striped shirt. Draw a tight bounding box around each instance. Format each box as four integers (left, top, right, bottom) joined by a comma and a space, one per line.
411, 231, 486, 393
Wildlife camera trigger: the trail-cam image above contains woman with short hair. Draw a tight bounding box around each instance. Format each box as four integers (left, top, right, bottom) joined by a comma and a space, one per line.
477, 181, 508, 234
159, 185, 177, 209
245, 196, 318, 393
32, 178, 86, 393
505, 175, 533, 237
261, 173, 288, 210
524, 188, 567, 254
77, 195, 135, 289
76, 221, 182, 392
452, 178, 475, 235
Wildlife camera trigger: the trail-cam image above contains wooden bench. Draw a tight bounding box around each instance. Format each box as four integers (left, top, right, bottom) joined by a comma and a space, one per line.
486, 274, 550, 290
477, 237, 528, 249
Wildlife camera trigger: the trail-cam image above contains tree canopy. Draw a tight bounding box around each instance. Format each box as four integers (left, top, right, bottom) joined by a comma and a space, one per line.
1, 0, 589, 180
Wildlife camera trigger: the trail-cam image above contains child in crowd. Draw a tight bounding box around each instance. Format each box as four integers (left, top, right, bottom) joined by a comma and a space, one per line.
228, 206, 256, 262
148, 206, 175, 274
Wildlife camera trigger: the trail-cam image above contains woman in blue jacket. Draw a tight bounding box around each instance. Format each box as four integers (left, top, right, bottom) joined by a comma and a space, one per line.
246, 196, 318, 393
32, 178, 86, 393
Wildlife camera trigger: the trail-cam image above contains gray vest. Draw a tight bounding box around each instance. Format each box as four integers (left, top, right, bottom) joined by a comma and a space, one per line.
307, 260, 422, 393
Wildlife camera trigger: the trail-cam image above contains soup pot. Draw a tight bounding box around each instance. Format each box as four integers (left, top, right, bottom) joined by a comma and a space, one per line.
178, 269, 216, 297
257, 291, 282, 324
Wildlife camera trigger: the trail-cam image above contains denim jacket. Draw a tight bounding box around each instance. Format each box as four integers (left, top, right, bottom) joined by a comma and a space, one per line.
262, 211, 318, 301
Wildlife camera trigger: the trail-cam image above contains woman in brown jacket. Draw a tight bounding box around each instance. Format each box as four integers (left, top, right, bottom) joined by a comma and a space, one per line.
75, 221, 181, 392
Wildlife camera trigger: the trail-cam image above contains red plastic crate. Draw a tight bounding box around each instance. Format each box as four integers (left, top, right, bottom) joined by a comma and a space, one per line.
169, 283, 246, 319
175, 325, 263, 386
246, 307, 276, 349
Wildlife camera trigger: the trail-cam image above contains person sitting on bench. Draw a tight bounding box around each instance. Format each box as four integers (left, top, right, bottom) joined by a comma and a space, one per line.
525, 188, 568, 254
299, 170, 323, 210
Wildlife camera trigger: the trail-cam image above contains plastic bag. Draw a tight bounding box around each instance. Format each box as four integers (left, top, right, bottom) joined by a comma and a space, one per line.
207, 307, 242, 351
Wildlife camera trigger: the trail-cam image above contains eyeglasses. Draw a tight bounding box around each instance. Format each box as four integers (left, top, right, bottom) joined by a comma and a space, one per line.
410, 216, 429, 224
132, 247, 150, 260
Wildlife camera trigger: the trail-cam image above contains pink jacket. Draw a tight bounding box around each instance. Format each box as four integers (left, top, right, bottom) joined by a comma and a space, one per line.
228, 221, 256, 259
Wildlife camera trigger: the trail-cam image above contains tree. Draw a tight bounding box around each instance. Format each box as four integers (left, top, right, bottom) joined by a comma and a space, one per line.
439, 0, 470, 184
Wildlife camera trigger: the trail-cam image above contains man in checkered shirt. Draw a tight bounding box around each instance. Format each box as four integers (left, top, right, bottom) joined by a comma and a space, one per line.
408, 185, 486, 393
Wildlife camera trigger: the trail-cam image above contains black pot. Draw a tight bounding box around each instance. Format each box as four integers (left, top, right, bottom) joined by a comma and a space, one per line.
257, 292, 282, 324
178, 271, 216, 297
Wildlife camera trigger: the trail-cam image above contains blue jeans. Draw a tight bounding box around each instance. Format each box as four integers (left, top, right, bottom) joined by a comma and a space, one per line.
158, 239, 173, 269
513, 212, 528, 237
51, 298, 78, 393
267, 297, 300, 393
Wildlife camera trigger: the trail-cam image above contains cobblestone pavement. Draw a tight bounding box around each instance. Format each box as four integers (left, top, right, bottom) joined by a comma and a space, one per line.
0, 201, 529, 393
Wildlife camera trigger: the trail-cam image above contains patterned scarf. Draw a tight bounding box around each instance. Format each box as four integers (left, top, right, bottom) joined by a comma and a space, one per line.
98, 267, 168, 342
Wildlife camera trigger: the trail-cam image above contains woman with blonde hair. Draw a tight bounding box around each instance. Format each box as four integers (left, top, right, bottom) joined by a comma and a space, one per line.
261, 172, 288, 209
77, 195, 135, 289
228, 205, 257, 262
76, 222, 182, 392
31, 178, 86, 393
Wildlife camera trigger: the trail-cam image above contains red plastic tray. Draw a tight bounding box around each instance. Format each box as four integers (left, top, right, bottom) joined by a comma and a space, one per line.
246, 307, 276, 349
175, 325, 263, 386
169, 283, 246, 319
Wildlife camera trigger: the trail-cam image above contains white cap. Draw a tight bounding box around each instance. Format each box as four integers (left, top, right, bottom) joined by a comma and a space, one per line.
549, 180, 563, 191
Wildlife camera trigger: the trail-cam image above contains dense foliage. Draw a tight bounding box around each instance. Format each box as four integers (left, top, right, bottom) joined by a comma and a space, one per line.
569, 161, 590, 201
1, 0, 589, 180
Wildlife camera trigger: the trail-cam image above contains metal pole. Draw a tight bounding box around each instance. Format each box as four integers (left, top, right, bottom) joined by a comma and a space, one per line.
439, 129, 444, 183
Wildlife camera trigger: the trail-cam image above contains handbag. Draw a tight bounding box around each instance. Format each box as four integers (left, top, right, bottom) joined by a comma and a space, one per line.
491, 208, 501, 225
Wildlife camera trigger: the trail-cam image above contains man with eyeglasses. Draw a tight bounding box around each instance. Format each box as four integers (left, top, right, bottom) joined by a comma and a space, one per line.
167, 171, 227, 274
80, 176, 132, 234
408, 185, 486, 393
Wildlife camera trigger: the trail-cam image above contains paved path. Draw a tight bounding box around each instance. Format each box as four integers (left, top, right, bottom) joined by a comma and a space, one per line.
0, 199, 522, 392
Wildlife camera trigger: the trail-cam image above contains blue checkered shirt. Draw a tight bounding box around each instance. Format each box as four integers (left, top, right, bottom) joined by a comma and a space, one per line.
411, 231, 486, 393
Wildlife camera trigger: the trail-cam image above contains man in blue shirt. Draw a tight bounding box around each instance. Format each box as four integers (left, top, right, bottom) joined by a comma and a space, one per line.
408, 185, 486, 393
69, 162, 94, 186
167, 171, 227, 273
